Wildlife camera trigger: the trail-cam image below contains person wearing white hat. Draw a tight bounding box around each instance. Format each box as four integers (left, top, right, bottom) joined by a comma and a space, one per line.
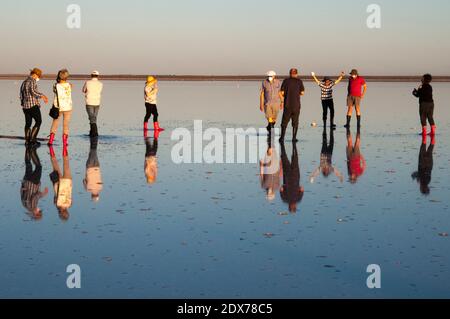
260, 71, 282, 134
82, 71, 104, 137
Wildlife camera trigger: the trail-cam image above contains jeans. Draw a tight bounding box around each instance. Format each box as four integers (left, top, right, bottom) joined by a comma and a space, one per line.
50, 111, 72, 135
23, 105, 42, 130
86, 105, 100, 124
322, 99, 335, 122
419, 102, 435, 127
144, 103, 159, 123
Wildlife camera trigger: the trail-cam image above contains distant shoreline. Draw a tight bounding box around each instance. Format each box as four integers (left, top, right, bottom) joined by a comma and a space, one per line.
1, 74, 450, 82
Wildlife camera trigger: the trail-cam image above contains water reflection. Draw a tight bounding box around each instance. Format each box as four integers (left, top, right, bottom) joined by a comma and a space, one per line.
346, 128, 366, 184
144, 131, 159, 185
411, 137, 435, 195
20, 147, 48, 220
259, 136, 281, 201
280, 143, 304, 213
83, 137, 103, 202
309, 127, 343, 184
49, 146, 73, 221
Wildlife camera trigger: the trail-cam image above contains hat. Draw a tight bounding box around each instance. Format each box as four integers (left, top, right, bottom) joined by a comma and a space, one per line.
266, 70, 276, 77
350, 69, 359, 76
30, 68, 42, 78
146, 76, 157, 83
91, 70, 100, 76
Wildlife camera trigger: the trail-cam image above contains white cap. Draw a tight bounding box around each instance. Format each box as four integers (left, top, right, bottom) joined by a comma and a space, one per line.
91, 70, 100, 76
266, 70, 276, 77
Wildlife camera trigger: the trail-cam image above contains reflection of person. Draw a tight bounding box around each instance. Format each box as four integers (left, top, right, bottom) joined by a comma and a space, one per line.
310, 128, 343, 183
82, 71, 103, 137
19, 68, 49, 147
145, 132, 159, 184
280, 143, 304, 213
345, 69, 367, 129
21, 147, 48, 220
260, 137, 281, 201
260, 71, 282, 133
311, 71, 345, 129
279, 68, 305, 143
83, 138, 103, 202
412, 137, 435, 195
413, 74, 436, 137
346, 128, 366, 184
49, 146, 72, 221
48, 69, 73, 146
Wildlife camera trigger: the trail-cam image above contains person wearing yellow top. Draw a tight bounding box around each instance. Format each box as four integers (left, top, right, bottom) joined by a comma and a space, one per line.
144, 76, 164, 133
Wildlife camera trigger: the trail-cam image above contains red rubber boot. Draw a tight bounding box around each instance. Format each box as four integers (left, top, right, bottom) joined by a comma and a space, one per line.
430, 125, 436, 137
47, 133, 55, 146
154, 122, 164, 131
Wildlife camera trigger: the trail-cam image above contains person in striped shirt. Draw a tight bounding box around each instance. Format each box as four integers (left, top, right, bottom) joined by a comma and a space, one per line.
311, 71, 345, 129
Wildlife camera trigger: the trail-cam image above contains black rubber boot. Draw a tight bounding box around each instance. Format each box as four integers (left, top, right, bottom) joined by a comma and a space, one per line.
30, 126, 41, 147
344, 115, 351, 128
24, 128, 31, 146
357, 115, 361, 128
292, 126, 299, 143
279, 126, 287, 143
92, 123, 99, 137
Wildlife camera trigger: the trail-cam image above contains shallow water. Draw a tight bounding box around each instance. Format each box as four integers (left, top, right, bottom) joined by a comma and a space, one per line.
0, 80, 449, 298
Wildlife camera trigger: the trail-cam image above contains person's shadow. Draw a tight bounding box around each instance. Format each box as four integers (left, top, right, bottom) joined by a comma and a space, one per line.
280, 143, 304, 213
412, 138, 435, 195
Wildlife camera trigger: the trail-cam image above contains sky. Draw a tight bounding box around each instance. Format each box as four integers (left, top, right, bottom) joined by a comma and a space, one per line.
1, 0, 450, 75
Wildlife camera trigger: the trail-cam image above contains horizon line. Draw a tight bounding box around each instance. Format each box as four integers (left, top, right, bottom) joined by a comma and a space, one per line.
1, 74, 450, 82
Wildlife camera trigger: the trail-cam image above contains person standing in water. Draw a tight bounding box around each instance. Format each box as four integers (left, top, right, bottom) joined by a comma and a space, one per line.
48, 69, 73, 146
345, 69, 367, 128
19, 68, 49, 146
311, 71, 345, 129
82, 71, 103, 137
413, 74, 436, 137
260, 71, 282, 134
20, 147, 48, 220
279, 68, 305, 143
144, 76, 164, 133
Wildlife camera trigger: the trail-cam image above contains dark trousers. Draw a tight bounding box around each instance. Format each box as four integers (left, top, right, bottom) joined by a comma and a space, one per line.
281, 107, 300, 129
23, 105, 42, 129
146, 138, 158, 157
144, 103, 159, 123
322, 99, 335, 122
419, 102, 435, 127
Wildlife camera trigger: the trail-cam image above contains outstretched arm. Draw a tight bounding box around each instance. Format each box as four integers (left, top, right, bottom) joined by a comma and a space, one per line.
309, 167, 321, 183
311, 72, 320, 85
335, 71, 345, 85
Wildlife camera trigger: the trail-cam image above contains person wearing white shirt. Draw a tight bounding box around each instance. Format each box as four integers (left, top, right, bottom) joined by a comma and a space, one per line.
82, 71, 104, 137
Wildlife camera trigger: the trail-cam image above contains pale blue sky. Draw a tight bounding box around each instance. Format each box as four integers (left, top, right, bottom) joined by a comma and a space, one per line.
1, 0, 449, 75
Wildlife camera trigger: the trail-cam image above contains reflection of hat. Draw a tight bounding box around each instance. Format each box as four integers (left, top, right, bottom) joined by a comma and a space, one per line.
350, 69, 359, 76
91, 70, 100, 76
266, 70, 276, 77
146, 76, 157, 83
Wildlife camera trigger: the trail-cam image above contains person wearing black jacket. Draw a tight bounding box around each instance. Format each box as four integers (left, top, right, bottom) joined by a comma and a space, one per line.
413, 74, 436, 136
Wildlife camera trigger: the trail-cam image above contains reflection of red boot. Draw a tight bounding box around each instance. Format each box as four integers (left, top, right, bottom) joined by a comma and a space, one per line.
63, 145, 69, 157
63, 134, 69, 146
431, 134, 436, 146
430, 125, 436, 137
48, 133, 55, 146
154, 129, 160, 140
422, 132, 427, 145
49, 145, 56, 158
144, 122, 148, 131
154, 122, 164, 131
